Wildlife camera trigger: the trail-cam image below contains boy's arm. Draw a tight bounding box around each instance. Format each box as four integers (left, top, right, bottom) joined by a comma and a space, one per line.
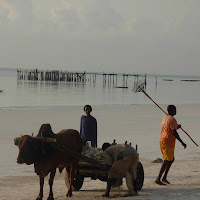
104, 151, 113, 166
94, 119, 97, 147
91, 119, 97, 147
173, 129, 187, 148
80, 116, 83, 136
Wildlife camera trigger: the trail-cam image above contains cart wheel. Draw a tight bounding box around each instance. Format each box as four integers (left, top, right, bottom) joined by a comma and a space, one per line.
125, 161, 144, 191
65, 169, 84, 191
136, 161, 144, 191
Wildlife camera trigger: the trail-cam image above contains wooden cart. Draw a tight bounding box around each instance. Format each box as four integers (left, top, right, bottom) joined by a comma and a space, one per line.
65, 160, 144, 191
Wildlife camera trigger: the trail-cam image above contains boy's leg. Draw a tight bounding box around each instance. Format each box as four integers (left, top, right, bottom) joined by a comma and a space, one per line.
103, 178, 115, 197
155, 161, 168, 185
162, 157, 174, 184
156, 142, 174, 185
128, 161, 138, 193
124, 160, 139, 197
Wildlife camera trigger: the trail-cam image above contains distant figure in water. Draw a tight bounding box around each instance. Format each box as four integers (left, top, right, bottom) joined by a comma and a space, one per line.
80, 105, 97, 147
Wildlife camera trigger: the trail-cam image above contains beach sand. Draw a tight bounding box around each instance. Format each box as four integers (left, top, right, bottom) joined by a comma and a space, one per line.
0, 105, 200, 199
1, 157, 200, 200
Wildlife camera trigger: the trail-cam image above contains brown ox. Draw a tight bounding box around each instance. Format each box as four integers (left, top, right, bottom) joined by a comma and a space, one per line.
16, 124, 83, 200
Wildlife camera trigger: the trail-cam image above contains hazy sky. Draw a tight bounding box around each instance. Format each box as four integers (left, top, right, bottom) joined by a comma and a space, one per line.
0, 0, 200, 75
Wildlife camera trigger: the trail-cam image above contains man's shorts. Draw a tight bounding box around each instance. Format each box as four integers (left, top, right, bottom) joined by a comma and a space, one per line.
160, 142, 174, 161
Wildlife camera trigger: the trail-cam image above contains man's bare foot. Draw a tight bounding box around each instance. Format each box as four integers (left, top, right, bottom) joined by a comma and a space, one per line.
155, 179, 166, 185
102, 193, 109, 197
122, 191, 139, 197
162, 179, 170, 184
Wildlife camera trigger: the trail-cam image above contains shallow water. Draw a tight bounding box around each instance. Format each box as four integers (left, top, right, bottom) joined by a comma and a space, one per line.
0, 69, 200, 108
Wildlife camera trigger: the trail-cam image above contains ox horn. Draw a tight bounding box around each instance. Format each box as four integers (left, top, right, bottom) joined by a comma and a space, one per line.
14, 137, 21, 146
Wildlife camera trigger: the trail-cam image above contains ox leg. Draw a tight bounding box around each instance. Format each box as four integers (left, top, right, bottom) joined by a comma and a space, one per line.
47, 169, 56, 200
66, 162, 77, 197
36, 177, 44, 200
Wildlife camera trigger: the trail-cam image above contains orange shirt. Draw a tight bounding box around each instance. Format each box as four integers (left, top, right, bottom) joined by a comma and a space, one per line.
160, 115, 177, 148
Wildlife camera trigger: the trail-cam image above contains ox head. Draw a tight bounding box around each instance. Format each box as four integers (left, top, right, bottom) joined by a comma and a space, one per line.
15, 135, 57, 165
16, 135, 43, 165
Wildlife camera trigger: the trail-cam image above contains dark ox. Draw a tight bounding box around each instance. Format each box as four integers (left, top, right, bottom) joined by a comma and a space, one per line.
16, 124, 83, 200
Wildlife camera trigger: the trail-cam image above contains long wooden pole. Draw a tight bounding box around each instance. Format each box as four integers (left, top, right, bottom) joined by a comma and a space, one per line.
138, 85, 198, 147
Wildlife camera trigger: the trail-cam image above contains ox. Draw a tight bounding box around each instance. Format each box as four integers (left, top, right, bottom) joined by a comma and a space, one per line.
16, 124, 83, 200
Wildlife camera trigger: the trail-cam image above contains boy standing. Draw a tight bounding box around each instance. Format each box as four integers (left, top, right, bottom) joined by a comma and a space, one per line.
155, 105, 187, 185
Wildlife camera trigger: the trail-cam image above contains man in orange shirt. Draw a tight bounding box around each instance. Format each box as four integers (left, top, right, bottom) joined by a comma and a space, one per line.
155, 105, 187, 185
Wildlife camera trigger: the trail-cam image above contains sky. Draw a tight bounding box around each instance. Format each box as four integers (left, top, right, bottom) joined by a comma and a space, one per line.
0, 0, 200, 76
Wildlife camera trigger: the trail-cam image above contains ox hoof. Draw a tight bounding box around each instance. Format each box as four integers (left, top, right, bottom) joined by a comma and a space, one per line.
36, 197, 43, 200
47, 196, 54, 200
66, 193, 72, 197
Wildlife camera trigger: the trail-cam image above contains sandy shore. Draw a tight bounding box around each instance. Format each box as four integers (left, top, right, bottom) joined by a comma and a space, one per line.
1, 157, 200, 200
0, 105, 200, 199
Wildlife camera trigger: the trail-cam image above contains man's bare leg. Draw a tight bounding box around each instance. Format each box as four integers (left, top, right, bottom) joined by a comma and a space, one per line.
155, 160, 168, 185
102, 178, 115, 197
162, 158, 174, 184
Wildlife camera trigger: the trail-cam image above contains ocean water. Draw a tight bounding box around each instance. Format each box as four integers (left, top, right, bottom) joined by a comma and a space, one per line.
0, 68, 200, 108
1, 68, 200, 178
